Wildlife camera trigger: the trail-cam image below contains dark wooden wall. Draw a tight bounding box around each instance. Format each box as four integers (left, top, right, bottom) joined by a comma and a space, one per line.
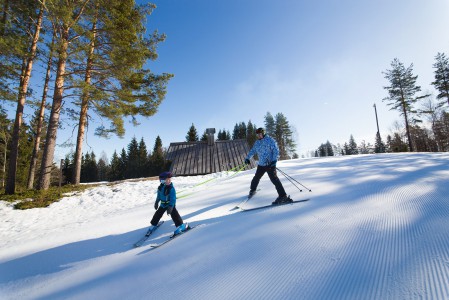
165, 139, 256, 176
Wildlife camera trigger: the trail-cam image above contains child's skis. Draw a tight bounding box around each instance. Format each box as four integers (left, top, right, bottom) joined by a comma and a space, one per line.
134, 221, 164, 247
150, 224, 197, 249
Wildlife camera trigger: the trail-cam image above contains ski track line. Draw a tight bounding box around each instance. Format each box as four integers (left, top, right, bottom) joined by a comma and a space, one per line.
307, 179, 449, 299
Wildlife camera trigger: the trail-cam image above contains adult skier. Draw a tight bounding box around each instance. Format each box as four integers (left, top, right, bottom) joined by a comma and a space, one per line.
149, 171, 189, 235
244, 127, 291, 204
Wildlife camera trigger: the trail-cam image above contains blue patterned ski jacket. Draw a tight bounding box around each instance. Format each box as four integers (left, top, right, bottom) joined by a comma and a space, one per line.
246, 135, 280, 166
155, 183, 176, 208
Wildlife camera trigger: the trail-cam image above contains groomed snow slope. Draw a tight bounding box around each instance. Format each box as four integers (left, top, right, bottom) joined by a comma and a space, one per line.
1, 153, 449, 299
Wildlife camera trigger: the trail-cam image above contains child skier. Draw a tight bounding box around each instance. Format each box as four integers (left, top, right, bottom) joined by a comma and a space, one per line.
149, 171, 189, 235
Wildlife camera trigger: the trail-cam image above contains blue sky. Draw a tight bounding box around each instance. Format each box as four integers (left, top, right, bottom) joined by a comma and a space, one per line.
8, 0, 449, 161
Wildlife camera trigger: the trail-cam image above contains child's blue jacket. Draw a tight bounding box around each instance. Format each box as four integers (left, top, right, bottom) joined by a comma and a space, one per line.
155, 183, 176, 208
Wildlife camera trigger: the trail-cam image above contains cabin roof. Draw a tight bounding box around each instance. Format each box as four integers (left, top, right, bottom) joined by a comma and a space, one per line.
166, 139, 256, 176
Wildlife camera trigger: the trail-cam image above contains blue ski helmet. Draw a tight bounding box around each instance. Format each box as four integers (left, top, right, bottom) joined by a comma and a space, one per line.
159, 171, 172, 180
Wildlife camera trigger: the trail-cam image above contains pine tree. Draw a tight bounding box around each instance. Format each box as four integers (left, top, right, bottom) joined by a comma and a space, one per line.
387, 132, 408, 152
97, 156, 109, 182
38, 0, 91, 190
26, 108, 48, 188
8, 120, 36, 191
186, 123, 199, 142
318, 144, 326, 157
218, 129, 231, 140
126, 137, 140, 178
71, 0, 172, 185
317, 141, 334, 157
274, 113, 296, 160
137, 138, 148, 177
433, 111, 449, 151
0, 109, 11, 188
0, 0, 37, 101
264, 112, 275, 136
326, 141, 334, 156
80, 152, 89, 183
232, 123, 239, 139
432, 52, 449, 108
374, 132, 386, 153
409, 125, 437, 152
246, 120, 257, 148
232, 122, 247, 140
4, 0, 44, 194
217, 129, 225, 140
149, 135, 166, 175
225, 130, 231, 140
120, 148, 127, 174
81, 152, 98, 183
62, 154, 74, 185
382, 58, 428, 152
348, 135, 358, 155
343, 142, 349, 155
200, 130, 208, 141
239, 122, 247, 139
108, 151, 122, 181
26, 30, 55, 189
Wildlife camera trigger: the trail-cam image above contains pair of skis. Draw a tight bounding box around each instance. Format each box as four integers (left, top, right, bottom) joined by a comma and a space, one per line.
134, 221, 195, 248
240, 198, 310, 212
232, 189, 310, 211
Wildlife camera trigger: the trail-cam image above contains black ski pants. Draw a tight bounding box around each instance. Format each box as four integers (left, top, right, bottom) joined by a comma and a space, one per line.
250, 165, 286, 197
151, 206, 183, 227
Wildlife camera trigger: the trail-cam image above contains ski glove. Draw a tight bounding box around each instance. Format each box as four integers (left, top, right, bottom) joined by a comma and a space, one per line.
244, 158, 250, 165
154, 200, 159, 210
167, 206, 173, 215
269, 160, 277, 167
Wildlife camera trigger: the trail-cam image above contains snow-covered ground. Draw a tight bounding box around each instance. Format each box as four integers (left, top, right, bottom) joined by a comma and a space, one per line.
1, 153, 449, 300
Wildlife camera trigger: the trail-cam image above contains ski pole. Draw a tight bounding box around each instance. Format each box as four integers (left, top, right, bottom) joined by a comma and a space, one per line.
224, 164, 247, 181
226, 164, 242, 173
276, 167, 312, 192
277, 169, 303, 192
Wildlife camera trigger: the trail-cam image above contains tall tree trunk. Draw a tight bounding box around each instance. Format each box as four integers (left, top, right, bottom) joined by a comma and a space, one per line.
38, 28, 69, 190
5, 3, 44, 194
72, 15, 97, 185
1, 133, 7, 188
402, 103, 413, 152
27, 30, 55, 189
37, 0, 90, 190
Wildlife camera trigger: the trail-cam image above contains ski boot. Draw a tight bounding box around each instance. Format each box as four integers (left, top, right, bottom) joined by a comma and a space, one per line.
248, 189, 257, 198
272, 195, 293, 205
173, 223, 189, 235
146, 224, 157, 236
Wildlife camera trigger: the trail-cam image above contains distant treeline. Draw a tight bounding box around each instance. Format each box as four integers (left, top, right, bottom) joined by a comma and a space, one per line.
313, 55, 449, 157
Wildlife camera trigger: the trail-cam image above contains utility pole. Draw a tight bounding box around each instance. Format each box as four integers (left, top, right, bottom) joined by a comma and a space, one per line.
373, 103, 380, 135
373, 103, 386, 153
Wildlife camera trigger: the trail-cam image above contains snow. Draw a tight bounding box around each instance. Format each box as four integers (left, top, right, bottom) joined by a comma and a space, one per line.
1, 153, 449, 300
